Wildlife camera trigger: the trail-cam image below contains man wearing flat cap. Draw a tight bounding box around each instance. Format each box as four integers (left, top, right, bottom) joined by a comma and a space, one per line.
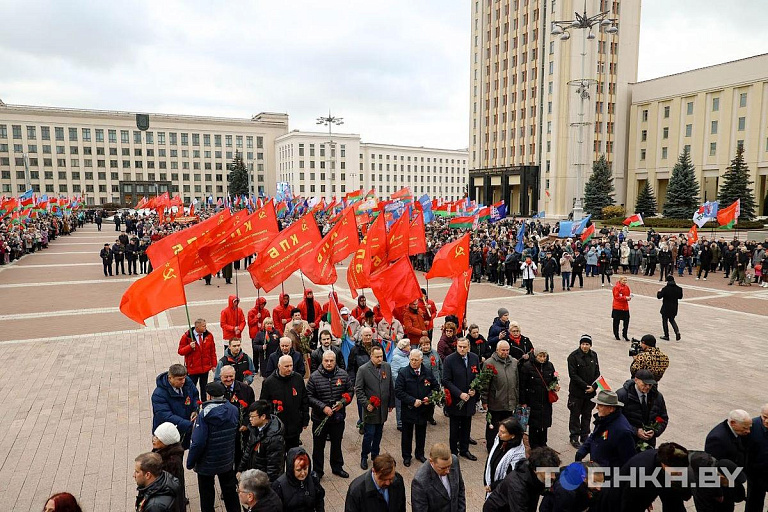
575, 389, 637, 470
617, 369, 669, 449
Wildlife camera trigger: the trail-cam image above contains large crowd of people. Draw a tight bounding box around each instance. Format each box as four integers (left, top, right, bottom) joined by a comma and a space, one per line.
26, 207, 768, 512
0, 210, 84, 264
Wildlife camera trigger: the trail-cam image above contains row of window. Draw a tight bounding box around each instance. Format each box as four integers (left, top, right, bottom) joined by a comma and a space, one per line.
0, 170, 262, 184
0, 142, 263, 161
0, 125, 265, 149
638, 140, 755, 161
0, 156, 266, 173
640, 92, 749, 122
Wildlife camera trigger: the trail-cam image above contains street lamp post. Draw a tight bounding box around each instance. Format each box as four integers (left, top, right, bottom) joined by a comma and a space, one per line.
551, 3, 618, 221
316, 111, 343, 198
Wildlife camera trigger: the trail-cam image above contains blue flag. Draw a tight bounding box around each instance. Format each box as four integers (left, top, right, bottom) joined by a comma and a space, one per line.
341, 334, 355, 367
515, 223, 526, 253
572, 215, 592, 236
490, 202, 507, 223
558, 221, 574, 238
19, 189, 33, 200
418, 194, 434, 223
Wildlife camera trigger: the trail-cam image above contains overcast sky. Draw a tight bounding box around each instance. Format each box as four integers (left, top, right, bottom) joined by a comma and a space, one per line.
0, 0, 766, 150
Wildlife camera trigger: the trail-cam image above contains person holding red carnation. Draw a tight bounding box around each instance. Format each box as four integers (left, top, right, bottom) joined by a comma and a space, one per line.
238, 400, 286, 483
395, 349, 439, 467
616, 369, 669, 448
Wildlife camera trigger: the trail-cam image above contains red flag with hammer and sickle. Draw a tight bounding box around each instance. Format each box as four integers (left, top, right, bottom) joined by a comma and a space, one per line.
146, 209, 232, 267
303, 207, 360, 286
119, 254, 188, 325
387, 213, 410, 262
425, 233, 470, 279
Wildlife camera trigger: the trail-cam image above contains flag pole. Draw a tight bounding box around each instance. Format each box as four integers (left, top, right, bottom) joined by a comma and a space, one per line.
235, 262, 239, 297
299, 270, 307, 292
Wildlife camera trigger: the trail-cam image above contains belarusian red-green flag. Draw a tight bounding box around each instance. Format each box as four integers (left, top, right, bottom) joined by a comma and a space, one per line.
716, 199, 740, 228
622, 213, 643, 227
449, 215, 476, 229
581, 223, 595, 244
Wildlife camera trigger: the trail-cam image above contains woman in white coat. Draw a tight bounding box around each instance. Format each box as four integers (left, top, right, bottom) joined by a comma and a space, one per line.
520, 256, 538, 295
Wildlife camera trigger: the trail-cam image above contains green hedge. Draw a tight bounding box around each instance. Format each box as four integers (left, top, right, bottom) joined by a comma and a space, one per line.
600, 216, 765, 229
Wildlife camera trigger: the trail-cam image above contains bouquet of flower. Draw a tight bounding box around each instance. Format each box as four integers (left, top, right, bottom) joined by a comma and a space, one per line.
548, 371, 560, 391
363, 395, 382, 422
428, 389, 446, 407
457, 366, 494, 409
272, 400, 284, 413
313, 392, 352, 437
636, 416, 665, 451
298, 328, 313, 354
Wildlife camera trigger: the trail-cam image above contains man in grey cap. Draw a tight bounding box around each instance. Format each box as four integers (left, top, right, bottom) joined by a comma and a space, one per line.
617, 369, 669, 448
575, 389, 637, 470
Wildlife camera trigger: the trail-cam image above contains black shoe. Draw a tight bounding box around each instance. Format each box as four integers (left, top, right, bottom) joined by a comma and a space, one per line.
428, 418, 437, 426
403, 458, 411, 467
360, 459, 368, 470
615, 336, 621, 341
623, 337, 630, 342
675, 333, 681, 341
460, 451, 477, 461
468, 437, 477, 445
570, 438, 580, 448
315, 471, 324, 480
332, 469, 349, 478
416, 455, 427, 463
397, 426, 403, 432
659, 336, 670, 341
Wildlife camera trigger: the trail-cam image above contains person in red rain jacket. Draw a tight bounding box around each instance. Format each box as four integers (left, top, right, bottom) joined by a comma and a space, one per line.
272, 293, 293, 335
611, 275, 632, 341
373, 304, 385, 324
351, 295, 372, 323
177, 318, 217, 397
402, 299, 429, 346
220, 295, 245, 345
247, 297, 271, 340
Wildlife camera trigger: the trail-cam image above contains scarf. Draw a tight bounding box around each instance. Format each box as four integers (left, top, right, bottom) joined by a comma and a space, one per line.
510, 334, 521, 345
484, 436, 526, 495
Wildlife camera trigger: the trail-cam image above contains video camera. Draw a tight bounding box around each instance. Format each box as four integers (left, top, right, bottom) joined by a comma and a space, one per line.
628, 338, 643, 357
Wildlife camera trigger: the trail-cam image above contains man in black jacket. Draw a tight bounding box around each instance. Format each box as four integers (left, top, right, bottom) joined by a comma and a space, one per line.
746, 404, 768, 512
112, 239, 125, 275
238, 400, 285, 483
237, 469, 284, 512
306, 351, 354, 479
264, 337, 305, 377
443, 338, 481, 461
705, 410, 752, 467
541, 252, 557, 293
657, 275, 683, 341
483, 447, 561, 512
99, 243, 113, 276
134, 452, 180, 512
570, 250, 586, 288
220, 365, 255, 470
345, 453, 406, 512
260, 354, 309, 451
310, 330, 346, 372
395, 349, 439, 465
616, 370, 669, 449
567, 334, 600, 447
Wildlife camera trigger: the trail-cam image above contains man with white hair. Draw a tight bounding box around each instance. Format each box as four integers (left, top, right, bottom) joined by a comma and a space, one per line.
264, 337, 305, 377
746, 404, 768, 512
260, 354, 309, 451
705, 409, 752, 467
355, 345, 395, 470
395, 349, 438, 466
237, 469, 282, 512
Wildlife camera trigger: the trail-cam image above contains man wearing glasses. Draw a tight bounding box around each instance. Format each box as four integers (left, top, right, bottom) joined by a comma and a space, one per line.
237, 469, 283, 511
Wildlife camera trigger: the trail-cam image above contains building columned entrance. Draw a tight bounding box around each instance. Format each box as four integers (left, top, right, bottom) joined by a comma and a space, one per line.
468, 166, 539, 217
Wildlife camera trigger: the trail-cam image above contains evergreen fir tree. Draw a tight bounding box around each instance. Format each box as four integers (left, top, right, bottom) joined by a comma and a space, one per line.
635, 181, 658, 217
583, 155, 615, 218
228, 151, 250, 197
717, 143, 756, 220
663, 147, 700, 219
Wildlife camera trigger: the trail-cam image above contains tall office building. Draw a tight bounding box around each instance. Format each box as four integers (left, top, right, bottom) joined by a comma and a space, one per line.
468, 0, 640, 217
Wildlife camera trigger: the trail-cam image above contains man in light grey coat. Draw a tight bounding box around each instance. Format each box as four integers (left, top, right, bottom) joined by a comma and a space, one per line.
411, 442, 466, 512
480, 340, 519, 451
355, 345, 395, 470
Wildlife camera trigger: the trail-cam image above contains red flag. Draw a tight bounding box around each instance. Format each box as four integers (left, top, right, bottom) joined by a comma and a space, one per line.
198, 201, 279, 275
189, 202, 195, 217
146, 209, 232, 267
408, 211, 427, 255
368, 258, 422, 323
687, 224, 698, 245
303, 207, 360, 286
437, 269, 472, 327
347, 235, 371, 298
328, 292, 343, 338
387, 213, 410, 262
247, 214, 323, 292
367, 213, 388, 273
135, 196, 148, 209
119, 254, 188, 325
178, 209, 251, 283
170, 195, 183, 208
425, 233, 470, 279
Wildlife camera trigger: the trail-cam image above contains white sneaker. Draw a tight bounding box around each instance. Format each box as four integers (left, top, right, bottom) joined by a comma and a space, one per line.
695, 277, 699, 280
601, 283, 605, 287
703, 278, 707, 281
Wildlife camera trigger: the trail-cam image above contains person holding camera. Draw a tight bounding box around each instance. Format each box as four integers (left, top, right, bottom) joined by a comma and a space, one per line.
630, 334, 669, 383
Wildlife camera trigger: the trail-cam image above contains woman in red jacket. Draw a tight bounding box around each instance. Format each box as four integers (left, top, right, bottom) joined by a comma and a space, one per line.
611, 276, 632, 341
177, 318, 217, 397
247, 297, 270, 340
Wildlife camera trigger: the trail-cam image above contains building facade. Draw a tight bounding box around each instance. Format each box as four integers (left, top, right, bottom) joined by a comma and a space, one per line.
468, 0, 640, 217
626, 54, 768, 217
276, 130, 468, 201
0, 102, 288, 205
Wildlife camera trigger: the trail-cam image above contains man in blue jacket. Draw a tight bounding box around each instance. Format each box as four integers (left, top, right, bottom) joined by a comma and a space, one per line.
187, 381, 240, 512
151, 364, 200, 449
575, 390, 636, 473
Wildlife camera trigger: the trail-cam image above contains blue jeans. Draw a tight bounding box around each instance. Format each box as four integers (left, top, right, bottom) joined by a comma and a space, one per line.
395, 398, 402, 428
362, 423, 383, 460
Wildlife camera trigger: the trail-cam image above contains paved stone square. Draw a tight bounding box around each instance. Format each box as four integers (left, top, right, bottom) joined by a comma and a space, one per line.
0, 224, 765, 511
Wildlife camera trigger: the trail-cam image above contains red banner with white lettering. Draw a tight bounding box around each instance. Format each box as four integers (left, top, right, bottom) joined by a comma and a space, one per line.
146, 209, 232, 267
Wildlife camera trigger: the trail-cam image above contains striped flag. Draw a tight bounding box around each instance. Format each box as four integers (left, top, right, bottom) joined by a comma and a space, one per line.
594, 376, 611, 392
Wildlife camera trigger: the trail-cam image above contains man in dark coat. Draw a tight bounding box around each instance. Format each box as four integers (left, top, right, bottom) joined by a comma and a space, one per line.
657, 275, 683, 341
616, 370, 669, 448
570, 250, 587, 288
697, 242, 713, 279
238, 400, 286, 483
112, 239, 125, 275
344, 453, 406, 512
213, 338, 256, 384
689, 451, 747, 512
99, 243, 113, 276
186, 381, 240, 512
541, 251, 557, 292
483, 447, 561, 512
395, 349, 439, 465
264, 337, 305, 377
133, 452, 180, 512
310, 329, 346, 372
218, 365, 255, 469
443, 338, 480, 461
355, 345, 395, 470
411, 443, 466, 512
486, 308, 509, 356
151, 364, 200, 449
567, 334, 600, 447
613, 442, 693, 512
576, 390, 637, 471
705, 410, 752, 467
307, 350, 354, 479
259, 354, 309, 451
745, 404, 768, 512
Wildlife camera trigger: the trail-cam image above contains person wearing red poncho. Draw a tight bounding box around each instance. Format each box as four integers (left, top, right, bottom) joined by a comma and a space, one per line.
247, 297, 270, 340
219, 295, 245, 348
272, 293, 293, 335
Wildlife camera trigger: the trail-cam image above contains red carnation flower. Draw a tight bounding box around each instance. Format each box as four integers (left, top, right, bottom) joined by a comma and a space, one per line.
197, 400, 203, 405
444, 388, 453, 406
292, 387, 298, 396
655, 416, 665, 424
369, 396, 382, 408
342, 393, 352, 404
243, 370, 253, 376
430, 356, 436, 366
238, 400, 249, 408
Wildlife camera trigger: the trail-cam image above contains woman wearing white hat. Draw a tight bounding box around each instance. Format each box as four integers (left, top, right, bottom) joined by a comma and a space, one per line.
152, 422, 185, 512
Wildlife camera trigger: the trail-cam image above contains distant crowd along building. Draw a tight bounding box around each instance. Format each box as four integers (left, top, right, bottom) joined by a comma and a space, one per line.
0, 101, 468, 207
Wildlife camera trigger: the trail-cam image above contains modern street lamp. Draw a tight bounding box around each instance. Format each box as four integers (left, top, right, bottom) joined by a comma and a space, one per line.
316, 111, 344, 197
551, 3, 618, 221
